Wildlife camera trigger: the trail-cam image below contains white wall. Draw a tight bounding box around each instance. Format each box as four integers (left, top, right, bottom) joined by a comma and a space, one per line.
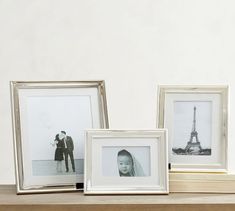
0, 0, 235, 184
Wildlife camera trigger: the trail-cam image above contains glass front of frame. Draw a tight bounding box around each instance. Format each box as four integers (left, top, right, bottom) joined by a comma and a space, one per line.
84, 130, 169, 195
158, 86, 228, 172
11, 81, 109, 193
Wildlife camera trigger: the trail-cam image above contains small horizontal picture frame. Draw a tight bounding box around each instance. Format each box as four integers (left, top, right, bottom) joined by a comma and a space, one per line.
157, 85, 228, 173
84, 130, 169, 195
11, 81, 109, 194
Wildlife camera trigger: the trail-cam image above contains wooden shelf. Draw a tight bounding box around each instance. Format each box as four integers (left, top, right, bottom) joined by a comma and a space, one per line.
1, 185, 235, 211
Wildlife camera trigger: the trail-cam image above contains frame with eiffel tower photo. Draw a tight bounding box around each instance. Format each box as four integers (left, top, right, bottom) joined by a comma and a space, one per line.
157, 85, 228, 173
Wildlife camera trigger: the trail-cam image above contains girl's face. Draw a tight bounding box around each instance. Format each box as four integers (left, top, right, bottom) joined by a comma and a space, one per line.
118, 155, 133, 175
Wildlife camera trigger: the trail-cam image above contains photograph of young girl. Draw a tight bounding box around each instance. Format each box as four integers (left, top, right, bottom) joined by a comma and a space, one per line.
102, 146, 150, 177
117, 149, 146, 177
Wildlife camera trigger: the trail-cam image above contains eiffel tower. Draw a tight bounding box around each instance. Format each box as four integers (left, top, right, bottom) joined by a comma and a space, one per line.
185, 106, 202, 154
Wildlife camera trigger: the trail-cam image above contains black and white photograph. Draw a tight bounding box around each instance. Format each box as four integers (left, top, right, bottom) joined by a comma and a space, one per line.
172, 101, 212, 156
11, 81, 109, 194
102, 146, 150, 177
84, 130, 169, 195
30, 95, 92, 177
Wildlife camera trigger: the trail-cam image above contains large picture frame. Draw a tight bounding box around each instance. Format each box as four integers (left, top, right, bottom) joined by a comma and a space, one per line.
11, 81, 109, 194
158, 85, 228, 173
84, 130, 169, 195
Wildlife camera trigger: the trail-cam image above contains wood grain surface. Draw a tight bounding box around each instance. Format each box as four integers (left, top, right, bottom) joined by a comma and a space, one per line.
1, 185, 235, 211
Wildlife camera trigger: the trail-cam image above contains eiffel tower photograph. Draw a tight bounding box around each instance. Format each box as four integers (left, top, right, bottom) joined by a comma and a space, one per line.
172, 102, 212, 156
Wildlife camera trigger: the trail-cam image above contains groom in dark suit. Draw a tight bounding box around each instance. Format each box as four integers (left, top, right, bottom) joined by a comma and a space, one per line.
60, 131, 75, 172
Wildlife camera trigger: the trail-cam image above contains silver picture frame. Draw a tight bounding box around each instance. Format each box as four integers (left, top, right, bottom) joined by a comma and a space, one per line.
84, 129, 169, 195
11, 81, 109, 194
157, 85, 228, 173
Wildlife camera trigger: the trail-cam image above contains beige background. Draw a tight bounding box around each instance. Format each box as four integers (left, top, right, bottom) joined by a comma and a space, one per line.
0, 0, 235, 184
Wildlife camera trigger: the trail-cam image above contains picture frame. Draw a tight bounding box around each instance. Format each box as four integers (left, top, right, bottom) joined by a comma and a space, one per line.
10, 81, 109, 194
157, 85, 228, 173
84, 129, 169, 195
